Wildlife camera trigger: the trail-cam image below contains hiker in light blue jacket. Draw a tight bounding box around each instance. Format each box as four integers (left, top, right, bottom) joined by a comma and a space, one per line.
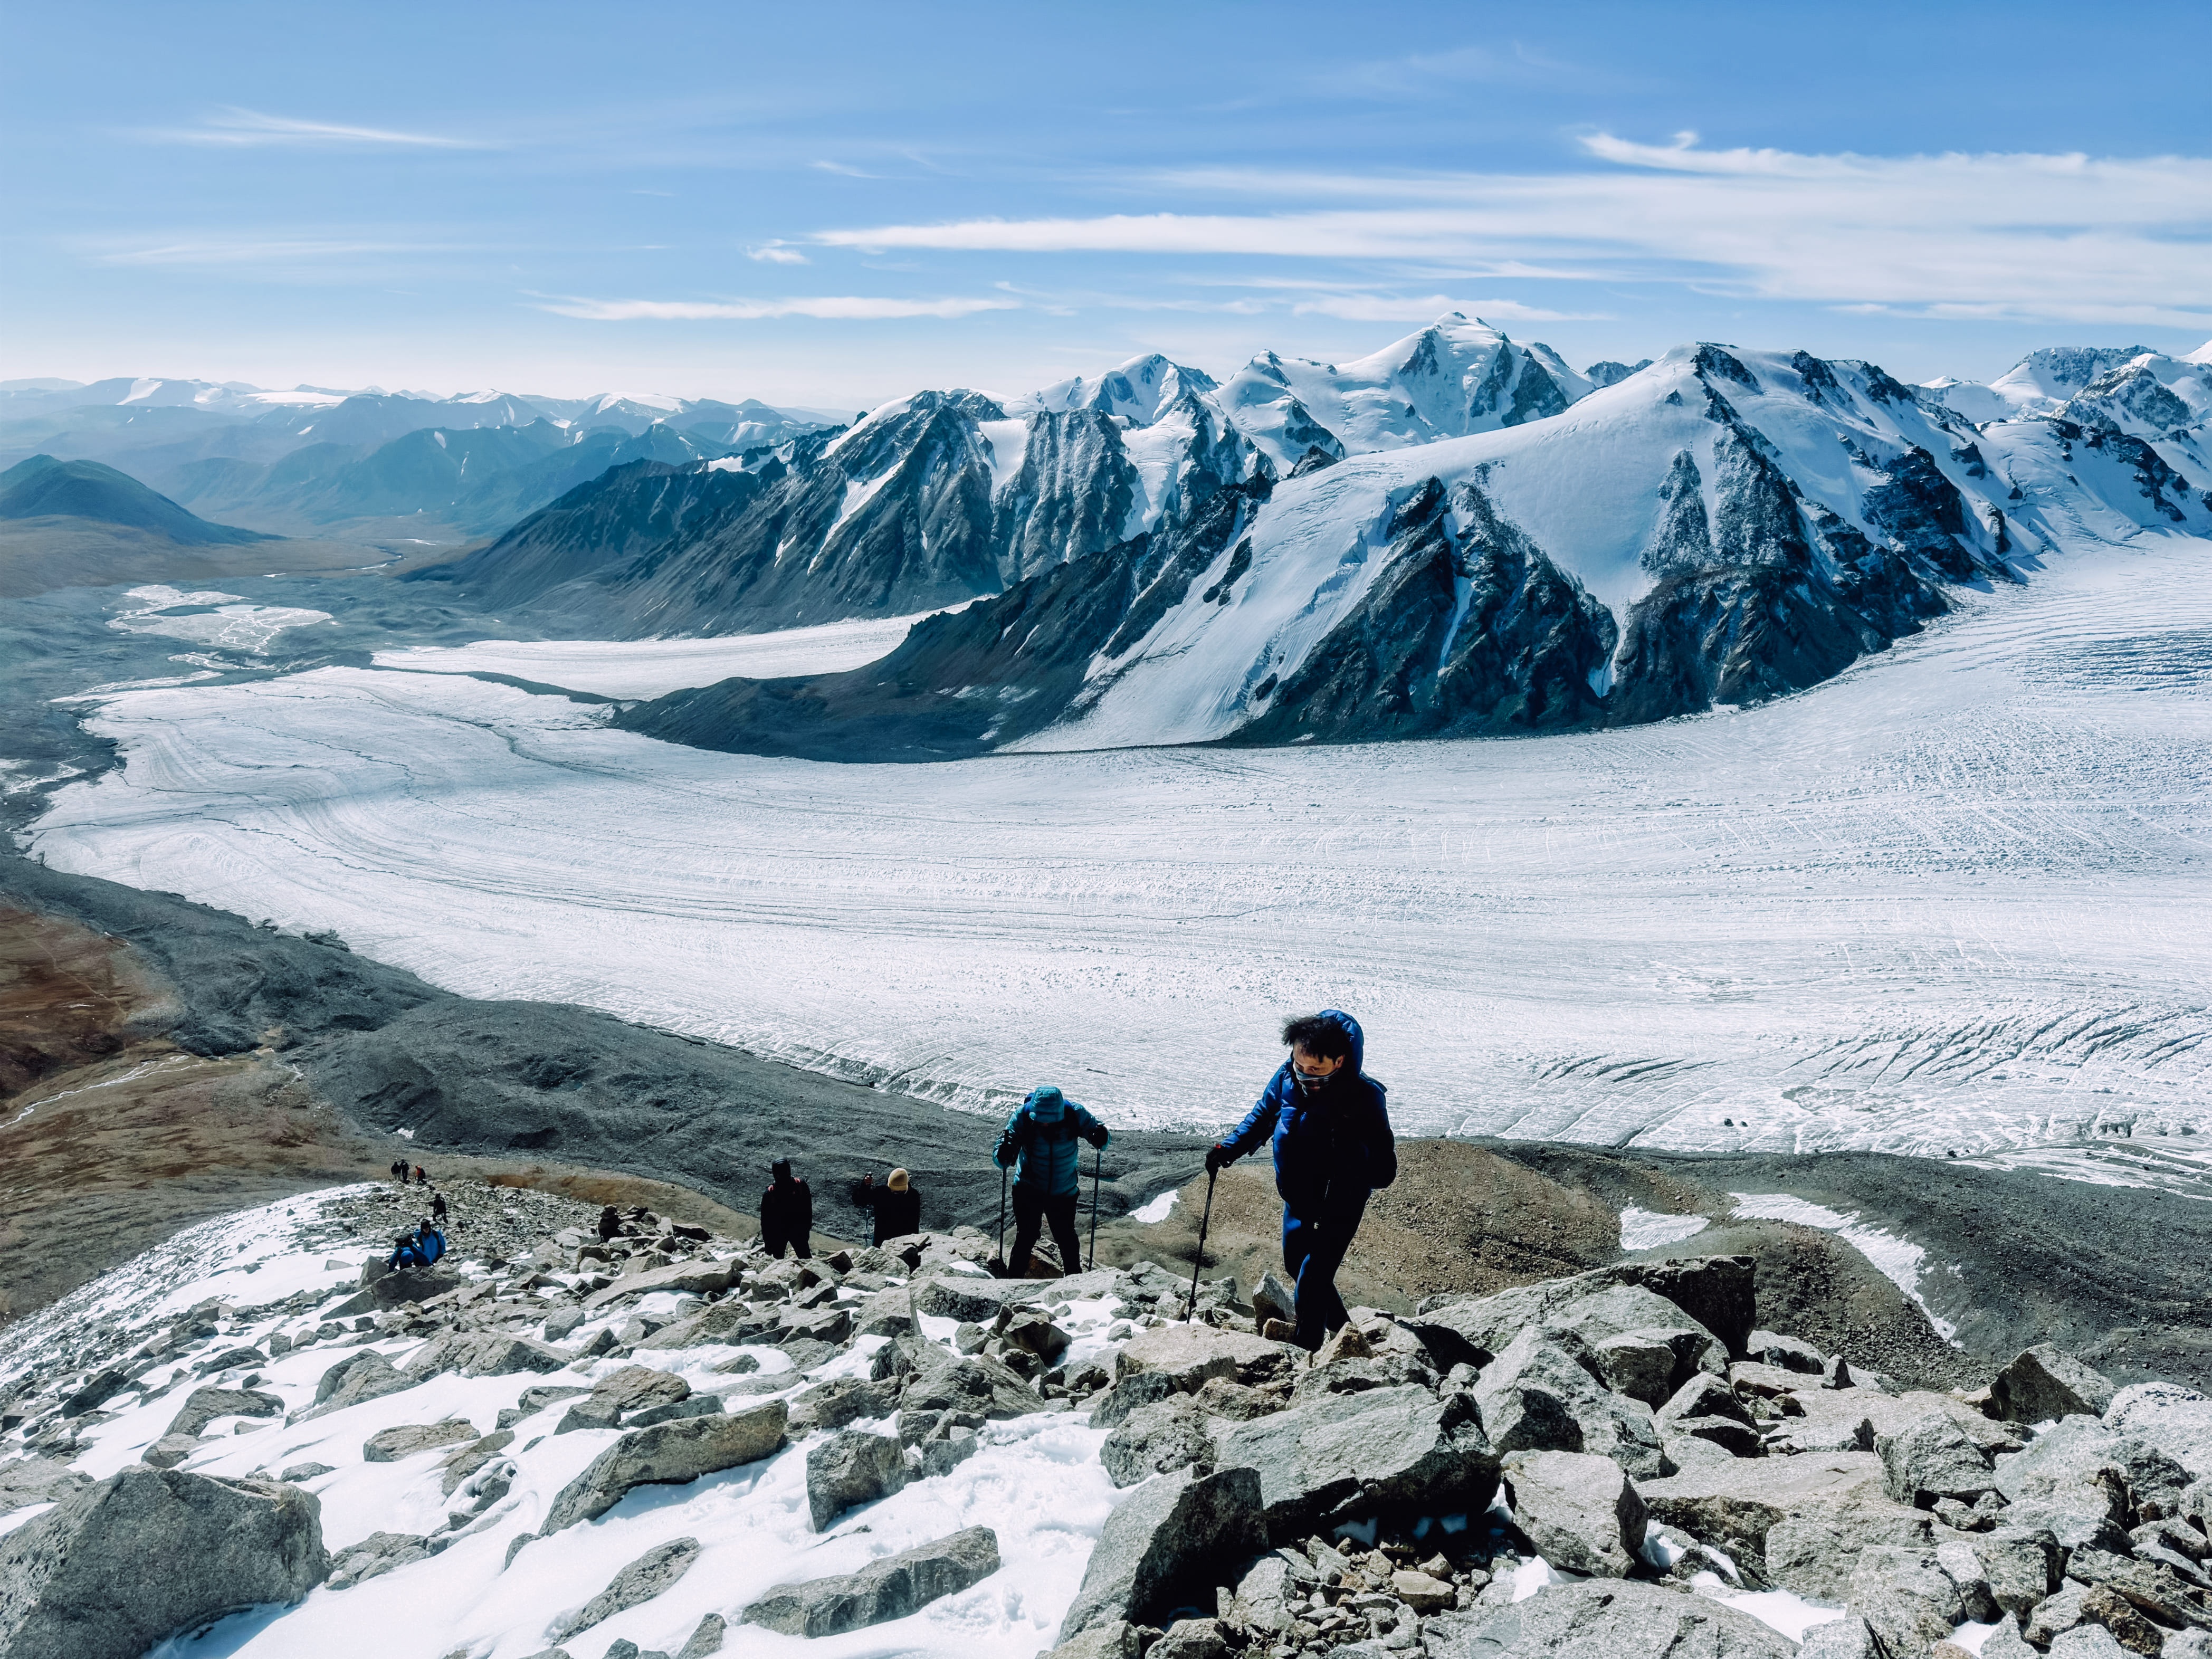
995, 1085, 1110, 1276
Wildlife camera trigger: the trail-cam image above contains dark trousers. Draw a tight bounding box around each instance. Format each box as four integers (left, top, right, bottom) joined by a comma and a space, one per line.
1010, 1186, 1083, 1276
762, 1229, 809, 1260
1283, 1202, 1364, 1350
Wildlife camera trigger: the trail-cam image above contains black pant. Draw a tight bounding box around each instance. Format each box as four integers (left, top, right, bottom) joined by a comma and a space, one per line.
762, 1228, 809, 1260
1283, 1200, 1364, 1350
1010, 1186, 1083, 1276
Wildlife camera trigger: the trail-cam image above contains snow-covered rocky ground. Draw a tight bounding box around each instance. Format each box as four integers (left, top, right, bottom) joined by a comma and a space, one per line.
23, 528, 2209, 1155
0, 1186, 1902, 1658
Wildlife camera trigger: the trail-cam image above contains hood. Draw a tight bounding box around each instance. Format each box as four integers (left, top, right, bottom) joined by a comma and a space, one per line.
1025, 1086, 1066, 1121
1315, 1009, 1366, 1075
771, 1159, 793, 1184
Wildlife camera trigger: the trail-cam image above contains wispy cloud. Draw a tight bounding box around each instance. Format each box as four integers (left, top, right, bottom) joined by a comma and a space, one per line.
810, 160, 876, 178
145, 107, 488, 149
1291, 294, 1605, 323
813, 139, 2212, 328
747, 243, 810, 264
536, 294, 1019, 321
97, 237, 468, 266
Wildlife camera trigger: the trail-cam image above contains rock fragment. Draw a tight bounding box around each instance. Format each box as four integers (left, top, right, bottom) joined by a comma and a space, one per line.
744, 1525, 1000, 1636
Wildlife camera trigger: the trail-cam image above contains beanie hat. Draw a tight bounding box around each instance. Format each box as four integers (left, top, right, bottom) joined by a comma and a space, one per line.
886, 1168, 910, 1192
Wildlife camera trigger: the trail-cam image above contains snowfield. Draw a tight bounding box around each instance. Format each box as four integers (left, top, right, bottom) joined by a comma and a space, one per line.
369, 608, 963, 699
24, 531, 2209, 1154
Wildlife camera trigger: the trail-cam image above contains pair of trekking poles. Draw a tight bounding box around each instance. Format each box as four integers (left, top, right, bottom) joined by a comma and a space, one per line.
993, 1144, 1220, 1323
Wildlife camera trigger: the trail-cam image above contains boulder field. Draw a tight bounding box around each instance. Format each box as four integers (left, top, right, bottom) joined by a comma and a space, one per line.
7, 1182, 2212, 1657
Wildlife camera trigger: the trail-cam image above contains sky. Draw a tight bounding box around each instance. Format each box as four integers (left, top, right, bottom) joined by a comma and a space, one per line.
4, 1, 2208, 410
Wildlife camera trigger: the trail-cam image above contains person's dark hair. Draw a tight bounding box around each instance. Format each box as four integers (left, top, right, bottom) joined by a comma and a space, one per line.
1281, 1014, 1354, 1062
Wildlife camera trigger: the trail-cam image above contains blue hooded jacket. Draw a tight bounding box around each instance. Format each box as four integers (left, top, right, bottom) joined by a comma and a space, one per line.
996, 1086, 1109, 1197
1221, 1010, 1396, 1223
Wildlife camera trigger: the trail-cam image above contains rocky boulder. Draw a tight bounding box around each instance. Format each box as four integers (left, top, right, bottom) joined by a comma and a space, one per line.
1637, 1451, 1933, 1599
1994, 1347, 2116, 1424
1881, 1414, 1999, 1508
310, 1349, 415, 1416
556, 1536, 702, 1639
1214, 1384, 1499, 1542
363, 1419, 476, 1463
539, 1400, 788, 1534
914, 1275, 1044, 1325
0, 1467, 328, 1659
1117, 1324, 1290, 1393
583, 1256, 740, 1309
1845, 1546, 1965, 1659
2106, 1382, 2212, 1480
165, 1386, 281, 1439
0, 1460, 87, 1509
1503, 1451, 1647, 1577
407, 1330, 568, 1379
1425, 1580, 1793, 1657
898, 1347, 1045, 1422
745, 1525, 1000, 1636
1102, 1398, 1216, 1489
807, 1431, 909, 1531
1059, 1465, 1266, 1640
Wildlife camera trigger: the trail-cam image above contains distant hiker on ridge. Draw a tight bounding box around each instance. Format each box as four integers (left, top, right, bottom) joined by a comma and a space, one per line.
760, 1158, 814, 1259
430, 1190, 447, 1225
851, 1167, 921, 1246
996, 1086, 1110, 1276
389, 1157, 407, 1185
597, 1205, 622, 1241
1207, 1010, 1395, 1350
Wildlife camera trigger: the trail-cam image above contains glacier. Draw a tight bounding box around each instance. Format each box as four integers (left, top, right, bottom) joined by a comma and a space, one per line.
26, 527, 2208, 1153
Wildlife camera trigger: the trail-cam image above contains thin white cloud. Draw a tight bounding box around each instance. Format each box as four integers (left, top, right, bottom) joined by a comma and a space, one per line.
1291, 294, 1605, 323
747, 243, 810, 264
148, 107, 487, 149
97, 238, 466, 266
814, 139, 2212, 328
537, 294, 1019, 321
810, 160, 875, 178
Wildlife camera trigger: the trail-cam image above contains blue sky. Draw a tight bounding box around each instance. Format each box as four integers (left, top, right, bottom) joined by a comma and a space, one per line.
4, 1, 2207, 408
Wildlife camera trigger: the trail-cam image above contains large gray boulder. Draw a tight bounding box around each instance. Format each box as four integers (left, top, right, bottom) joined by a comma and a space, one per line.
0, 1467, 328, 1659
807, 1431, 909, 1531
556, 1536, 702, 1639
1637, 1451, 1932, 1599
1419, 1277, 1725, 1388
898, 1347, 1044, 1421
1117, 1325, 1290, 1393
1996, 1415, 2191, 1524
914, 1275, 1045, 1324
1503, 1451, 1646, 1578
1471, 1328, 1667, 1474
1214, 1384, 1499, 1542
1844, 1546, 1963, 1659
1993, 1347, 2116, 1424
0, 1460, 87, 1510
584, 1256, 741, 1309
407, 1330, 568, 1379
165, 1386, 281, 1439
1102, 1398, 1215, 1489
1423, 1580, 1792, 1658
1968, 1526, 2064, 1616
745, 1525, 1000, 1636
540, 1400, 788, 1534
2105, 1382, 2212, 1479
1879, 1414, 1998, 1507
310, 1349, 415, 1415
363, 1419, 476, 1462
1059, 1466, 1267, 1641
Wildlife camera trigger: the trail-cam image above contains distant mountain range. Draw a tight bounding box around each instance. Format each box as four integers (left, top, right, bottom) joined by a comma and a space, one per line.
16, 321, 2209, 754
0, 377, 844, 544
386, 313, 2212, 756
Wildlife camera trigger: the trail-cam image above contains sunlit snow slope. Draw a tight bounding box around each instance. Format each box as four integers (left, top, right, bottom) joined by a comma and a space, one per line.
27, 531, 2209, 1153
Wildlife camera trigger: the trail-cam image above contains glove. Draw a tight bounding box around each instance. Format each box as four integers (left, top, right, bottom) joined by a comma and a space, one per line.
1086, 1123, 1110, 1149
1205, 1143, 1233, 1174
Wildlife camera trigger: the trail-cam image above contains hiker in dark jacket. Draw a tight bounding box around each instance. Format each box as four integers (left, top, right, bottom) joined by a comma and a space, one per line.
1207, 1010, 1395, 1349
430, 1191, 447, 1224
996, 1086, 1110, 1276
850, 1168, 921, 1246
760, 1159, 814, 1259
597, 1205, 622, 1241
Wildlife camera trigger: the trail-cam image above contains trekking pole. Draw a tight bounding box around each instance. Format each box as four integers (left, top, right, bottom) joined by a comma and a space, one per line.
1183, 1168, 1218, 1322
994, 1161, 1009, 1274
1088, 1144, 1102, 1272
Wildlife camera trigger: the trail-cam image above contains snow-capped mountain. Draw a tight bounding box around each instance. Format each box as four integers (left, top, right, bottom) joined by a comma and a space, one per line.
1213, 313, 1596, 472
618, 340, 2210, 759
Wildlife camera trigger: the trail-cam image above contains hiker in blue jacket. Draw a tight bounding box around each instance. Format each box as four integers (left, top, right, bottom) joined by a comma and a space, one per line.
996, 1086, 1110, 1276
1207, 1010, 1396, 1350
